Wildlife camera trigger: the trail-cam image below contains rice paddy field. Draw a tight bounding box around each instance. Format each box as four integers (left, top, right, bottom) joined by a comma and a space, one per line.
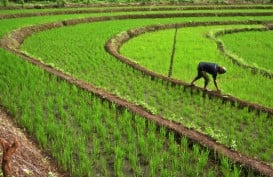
1, 3, 273, 177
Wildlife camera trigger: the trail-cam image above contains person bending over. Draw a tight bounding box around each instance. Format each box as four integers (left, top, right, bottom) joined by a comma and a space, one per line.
190, 62, 226, 92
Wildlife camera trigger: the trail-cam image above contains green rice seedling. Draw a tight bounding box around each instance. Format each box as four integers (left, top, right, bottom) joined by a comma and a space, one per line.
169, 140, 179, 156
149, 157, 157, 177
126, 124, 135, 144
220, 156, 241, 177
79, 119, 92, 135
179, 144, 191, 167
98, 121, 107, 140
192, 144, 201, 161
220, 30, 273, 72
168, 131, 175, 144
171, 158, 180, 175
197, 149, 210, 174
138, 133, 149, 159
128, 150, 138, 173
230, 163, 242, 177
121, 24, 273, 107
159, 126, 167, 139
99, 157, 110, 177
77, 144, 93, 177
114, 146, 124, 177
34, 122, 47, 148
147, 123, 157, 148
91, 134, 101, 161
18, 13, 272, 111
159, 168, 170, 177
61, 144, 73, 172
114, 125, 122, 142
2, 6, 273, 177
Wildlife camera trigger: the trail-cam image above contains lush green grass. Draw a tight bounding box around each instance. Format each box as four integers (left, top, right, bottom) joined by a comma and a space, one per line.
219, 30, 273, 73
20, 15, 273, 165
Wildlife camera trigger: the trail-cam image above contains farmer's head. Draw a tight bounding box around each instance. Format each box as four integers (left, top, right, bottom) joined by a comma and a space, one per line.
218, 66, 226, 74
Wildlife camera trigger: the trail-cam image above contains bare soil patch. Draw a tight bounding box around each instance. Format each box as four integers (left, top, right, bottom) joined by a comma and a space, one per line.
0, 106, 67, 177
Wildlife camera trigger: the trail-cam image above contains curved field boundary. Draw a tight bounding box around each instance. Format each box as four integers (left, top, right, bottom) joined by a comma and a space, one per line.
1, 3, 273, 11
1, 13, 270, 47
105, 20, 273, 116
206, 27, 273, 78
2, 8, 273, 19
1, 13, 273, 176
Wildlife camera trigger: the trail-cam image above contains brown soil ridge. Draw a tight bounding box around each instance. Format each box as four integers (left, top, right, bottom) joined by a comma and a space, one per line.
2, 13, 272, 116
1, 3, 273, 11
2, 8, 273, 19
206, 26, 273, 78
1, 14, 273, 176
104, 20, 273, 116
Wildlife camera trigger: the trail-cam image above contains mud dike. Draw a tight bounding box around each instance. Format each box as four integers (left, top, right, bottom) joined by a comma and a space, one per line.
1, 7, 273, 177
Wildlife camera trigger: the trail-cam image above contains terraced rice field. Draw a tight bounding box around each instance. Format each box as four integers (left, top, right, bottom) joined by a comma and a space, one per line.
1, 4, 273, 177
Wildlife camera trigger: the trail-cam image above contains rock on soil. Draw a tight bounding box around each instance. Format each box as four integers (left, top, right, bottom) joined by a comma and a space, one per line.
0, 106, 64, 177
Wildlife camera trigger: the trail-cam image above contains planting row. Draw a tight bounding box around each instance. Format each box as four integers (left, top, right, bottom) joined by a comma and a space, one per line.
15, 15, 273, 166
1, 7, 273, 175
0, 48, 250, 177
2, 4, 273, 15
119, 23, 273, 108
217, 28, 273, 75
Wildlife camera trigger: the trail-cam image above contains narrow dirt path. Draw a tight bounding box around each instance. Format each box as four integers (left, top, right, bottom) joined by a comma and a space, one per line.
0, 106, 67, 177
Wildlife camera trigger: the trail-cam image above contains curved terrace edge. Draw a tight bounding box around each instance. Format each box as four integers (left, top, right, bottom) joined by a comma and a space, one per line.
1, 13, 273, 176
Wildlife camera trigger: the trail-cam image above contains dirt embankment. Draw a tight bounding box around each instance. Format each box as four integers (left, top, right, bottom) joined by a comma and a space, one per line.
104, 20, 273, 117
207, 26, 273, 79
2, 13, 272, 116
2, 6, 273, 19
1, 13, 273, 176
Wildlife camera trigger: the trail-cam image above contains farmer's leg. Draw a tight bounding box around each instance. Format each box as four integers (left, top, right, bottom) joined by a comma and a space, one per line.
201, 71, 210, 89
191, 70, 202, 85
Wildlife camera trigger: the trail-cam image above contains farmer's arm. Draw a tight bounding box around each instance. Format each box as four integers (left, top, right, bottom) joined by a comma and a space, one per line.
213, 78, 220, 92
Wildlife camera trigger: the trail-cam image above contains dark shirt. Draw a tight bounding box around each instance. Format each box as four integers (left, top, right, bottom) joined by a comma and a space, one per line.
198, 62, 218, 79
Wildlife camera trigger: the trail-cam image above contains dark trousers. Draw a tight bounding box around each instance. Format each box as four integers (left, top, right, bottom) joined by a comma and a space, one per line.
193, 70, 210, 87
